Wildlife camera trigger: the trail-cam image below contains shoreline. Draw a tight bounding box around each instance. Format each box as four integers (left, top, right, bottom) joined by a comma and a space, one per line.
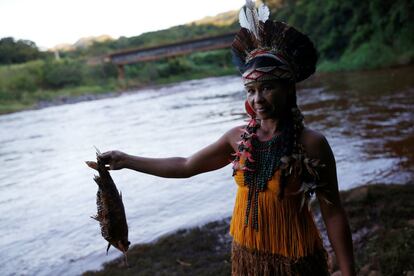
0, 74, 239, 116
2, 64, 413, 116
83, 183, 414, 276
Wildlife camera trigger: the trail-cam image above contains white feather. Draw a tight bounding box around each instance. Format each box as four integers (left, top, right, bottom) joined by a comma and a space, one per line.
238, 0, 270, 40
239, 7, 250, 29
245, 7, 256, 37
245, 3, 259, 39
257, 3, 270, 22
245, 0, 255, 10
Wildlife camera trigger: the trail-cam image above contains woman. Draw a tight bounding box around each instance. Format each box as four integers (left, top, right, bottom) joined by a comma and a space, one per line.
98, 2, 355, 275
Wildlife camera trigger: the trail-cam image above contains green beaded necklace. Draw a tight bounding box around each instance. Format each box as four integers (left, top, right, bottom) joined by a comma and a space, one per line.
243, 124, 293, 230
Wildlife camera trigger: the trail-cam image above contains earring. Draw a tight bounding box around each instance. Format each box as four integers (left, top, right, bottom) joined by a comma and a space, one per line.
245, 100, 256, 118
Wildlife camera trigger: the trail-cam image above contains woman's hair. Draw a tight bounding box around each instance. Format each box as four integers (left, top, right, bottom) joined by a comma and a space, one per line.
279, 84, 305, 199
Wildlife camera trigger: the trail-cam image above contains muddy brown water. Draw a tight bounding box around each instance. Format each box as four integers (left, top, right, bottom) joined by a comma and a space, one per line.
301, 66, 414, 183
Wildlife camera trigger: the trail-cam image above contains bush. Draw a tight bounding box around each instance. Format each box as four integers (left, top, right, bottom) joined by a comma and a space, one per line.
86, 62, 118, 81
319, 39, 396, 71
190, 49, 232, 67
340, 40, 395, 70
0, 60, 44, 99
0, 37, 45, 64
43, 59, 84, 88
158, 58, 193, 78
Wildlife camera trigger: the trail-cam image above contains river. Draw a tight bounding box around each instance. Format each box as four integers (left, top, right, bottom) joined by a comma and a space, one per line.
0, 66, 413, 275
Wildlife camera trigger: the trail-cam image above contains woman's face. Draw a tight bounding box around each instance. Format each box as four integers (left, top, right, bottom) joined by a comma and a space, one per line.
244, 80, 292, 120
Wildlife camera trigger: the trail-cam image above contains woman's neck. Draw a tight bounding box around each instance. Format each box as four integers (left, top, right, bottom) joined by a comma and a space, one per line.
258, 118, 280, 139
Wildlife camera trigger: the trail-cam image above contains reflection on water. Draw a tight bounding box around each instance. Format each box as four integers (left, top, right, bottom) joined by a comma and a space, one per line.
0, 67, 413, 275
300, 66, 414, 184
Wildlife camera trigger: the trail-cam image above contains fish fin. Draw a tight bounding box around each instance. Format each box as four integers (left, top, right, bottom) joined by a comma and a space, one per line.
93, 175, 100, 184
124, 253, 129, 267
176, 259, 192, 266
94, 145, 102, 156
85, 161, 98, 170
90, 215, 99, 221
106, 243, 111, 255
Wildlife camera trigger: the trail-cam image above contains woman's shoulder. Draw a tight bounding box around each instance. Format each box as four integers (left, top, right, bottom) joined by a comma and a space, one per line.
300, 127, 331, 158
225, 124, 248, 150
226, 124, 247, 137
301, 127, 326, 145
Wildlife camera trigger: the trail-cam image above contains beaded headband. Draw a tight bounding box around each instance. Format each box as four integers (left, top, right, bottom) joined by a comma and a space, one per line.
242, 51, 294, 84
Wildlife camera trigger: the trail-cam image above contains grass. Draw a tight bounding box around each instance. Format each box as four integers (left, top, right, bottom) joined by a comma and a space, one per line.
0, 84, 117, 115
83, 219, 232, 276
338, 184, 414, 275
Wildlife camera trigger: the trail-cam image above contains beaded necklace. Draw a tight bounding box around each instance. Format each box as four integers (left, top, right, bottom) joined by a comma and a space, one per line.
242, 123, 293, 230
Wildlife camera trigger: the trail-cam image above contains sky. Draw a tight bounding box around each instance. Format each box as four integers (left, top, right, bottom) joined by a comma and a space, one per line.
0, 0, 245, 49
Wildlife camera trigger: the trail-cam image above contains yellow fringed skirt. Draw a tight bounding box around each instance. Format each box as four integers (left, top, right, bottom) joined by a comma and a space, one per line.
230, 169, 329, 275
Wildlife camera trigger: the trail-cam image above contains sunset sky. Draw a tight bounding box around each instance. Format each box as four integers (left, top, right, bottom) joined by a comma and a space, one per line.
0, 0, 245, 49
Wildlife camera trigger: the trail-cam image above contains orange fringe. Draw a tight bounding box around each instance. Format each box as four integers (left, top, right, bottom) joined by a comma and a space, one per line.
230, 169, 324, 258
231, 241, 329, 276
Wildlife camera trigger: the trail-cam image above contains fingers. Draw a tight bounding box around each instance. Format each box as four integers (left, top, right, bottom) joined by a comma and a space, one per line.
94, 150, 123, 170
96, 151, 116, 170
97, 151, 112, 164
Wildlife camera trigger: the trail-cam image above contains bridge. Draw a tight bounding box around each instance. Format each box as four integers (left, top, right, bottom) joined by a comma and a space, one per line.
104, 32, 235, 80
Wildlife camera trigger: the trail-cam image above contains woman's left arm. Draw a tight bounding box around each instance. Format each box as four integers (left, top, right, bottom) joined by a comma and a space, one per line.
307, 133, 356, 276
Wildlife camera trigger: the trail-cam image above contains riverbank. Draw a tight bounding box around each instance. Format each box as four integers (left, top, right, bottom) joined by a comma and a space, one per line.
0, 65, 236, 115
83, 183, 414, 276
2, 63, 413, 117
0, 49, 236, 115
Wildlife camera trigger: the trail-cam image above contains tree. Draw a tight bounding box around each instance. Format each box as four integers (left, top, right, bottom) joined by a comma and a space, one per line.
0, 37, 43, 64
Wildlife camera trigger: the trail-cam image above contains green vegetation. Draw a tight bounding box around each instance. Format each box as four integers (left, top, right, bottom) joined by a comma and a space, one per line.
0, 59, 118, 114
0, 48, 237, 114
0, 0, 413, 114
83, 184, 414, 276
264, 0, 414, 71
122, 49, 237, 87
0, 37, 48, 64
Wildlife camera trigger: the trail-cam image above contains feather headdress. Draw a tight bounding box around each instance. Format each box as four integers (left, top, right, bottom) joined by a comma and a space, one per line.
238, 0, 269, 41
232, 0, 318, 83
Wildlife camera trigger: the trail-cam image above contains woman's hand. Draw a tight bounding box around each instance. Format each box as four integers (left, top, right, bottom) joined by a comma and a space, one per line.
97, 150, 128, 170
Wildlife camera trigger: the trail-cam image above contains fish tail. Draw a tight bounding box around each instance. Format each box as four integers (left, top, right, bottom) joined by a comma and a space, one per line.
106, 243, 111, 255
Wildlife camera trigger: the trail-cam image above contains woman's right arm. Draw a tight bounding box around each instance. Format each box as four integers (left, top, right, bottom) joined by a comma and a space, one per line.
98, 127, 241, 178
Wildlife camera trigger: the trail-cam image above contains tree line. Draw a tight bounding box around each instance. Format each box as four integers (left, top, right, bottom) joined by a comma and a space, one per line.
0, 37, 49, 64
264, 0, 414, 70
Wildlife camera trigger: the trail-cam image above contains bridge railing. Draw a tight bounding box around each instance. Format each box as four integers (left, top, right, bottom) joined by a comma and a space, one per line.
107, 32, 235, 65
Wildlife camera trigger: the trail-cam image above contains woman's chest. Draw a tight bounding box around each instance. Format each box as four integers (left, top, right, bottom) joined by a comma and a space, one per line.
234, 169, 302, 195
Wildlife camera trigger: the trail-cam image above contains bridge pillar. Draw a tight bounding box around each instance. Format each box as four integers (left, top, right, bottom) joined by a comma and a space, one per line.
116, 64, 126, 89
117, 64, 125, 87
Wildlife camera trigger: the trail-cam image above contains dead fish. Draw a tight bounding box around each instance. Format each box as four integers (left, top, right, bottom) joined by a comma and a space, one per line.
85, 147, 130, 266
